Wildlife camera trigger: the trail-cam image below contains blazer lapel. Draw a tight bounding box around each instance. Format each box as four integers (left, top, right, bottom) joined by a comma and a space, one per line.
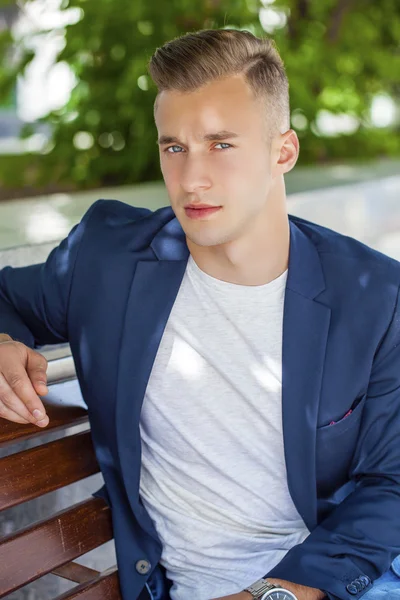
282, 220, 331, 531
115, 216, 189, 541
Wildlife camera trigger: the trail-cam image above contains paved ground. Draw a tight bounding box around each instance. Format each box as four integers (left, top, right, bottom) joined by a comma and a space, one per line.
0, 171, 399, 262
0, 158, 399, 251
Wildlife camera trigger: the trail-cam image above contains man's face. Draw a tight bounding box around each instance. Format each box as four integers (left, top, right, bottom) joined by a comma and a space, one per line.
155, 74, 283, 248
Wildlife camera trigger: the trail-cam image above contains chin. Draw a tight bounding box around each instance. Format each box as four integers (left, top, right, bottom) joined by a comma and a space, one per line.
186, 230, 232, 248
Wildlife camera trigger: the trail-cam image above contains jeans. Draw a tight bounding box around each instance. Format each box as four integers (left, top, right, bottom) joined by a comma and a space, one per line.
361, 555, 400, 598
141, 556, 400, 600
142, 563, 172, 600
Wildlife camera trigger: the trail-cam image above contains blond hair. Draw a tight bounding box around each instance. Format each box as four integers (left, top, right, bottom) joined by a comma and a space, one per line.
148, 29, 290, 133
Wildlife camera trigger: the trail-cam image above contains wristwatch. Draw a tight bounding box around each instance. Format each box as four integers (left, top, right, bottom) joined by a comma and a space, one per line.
243, 577, 298, 600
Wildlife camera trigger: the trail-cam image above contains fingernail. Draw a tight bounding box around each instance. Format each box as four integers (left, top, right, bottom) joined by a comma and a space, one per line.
32, 409, 44, 419
37, 418, 48, 427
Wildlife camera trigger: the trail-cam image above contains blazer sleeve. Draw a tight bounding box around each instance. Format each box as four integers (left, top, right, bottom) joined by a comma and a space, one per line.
0, 199, 102, 349
265, 283, 400, 600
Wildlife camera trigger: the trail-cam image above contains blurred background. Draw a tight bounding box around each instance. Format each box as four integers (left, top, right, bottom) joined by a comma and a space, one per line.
0, 0, 399, 598
0, 0, 399, 195
0, 0, 398, 252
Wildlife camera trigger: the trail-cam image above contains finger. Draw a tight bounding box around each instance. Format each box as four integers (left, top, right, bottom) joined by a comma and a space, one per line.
32, 380, 49, 397
0, 334, 13, 343
0, 374, 49, 427
0, 400, 32, 425
2, 368, 48, 424
26, 350, 49, 396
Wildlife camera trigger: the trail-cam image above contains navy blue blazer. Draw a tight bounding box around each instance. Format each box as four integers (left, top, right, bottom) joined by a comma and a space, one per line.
1, 199, 400, 600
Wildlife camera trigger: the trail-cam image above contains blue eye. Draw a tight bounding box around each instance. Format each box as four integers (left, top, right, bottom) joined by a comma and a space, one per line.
215, 143, 231, 149
166, 145, 183, 153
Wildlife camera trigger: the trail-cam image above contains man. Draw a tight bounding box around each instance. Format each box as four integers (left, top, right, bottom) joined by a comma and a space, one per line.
0, 28, 400, 600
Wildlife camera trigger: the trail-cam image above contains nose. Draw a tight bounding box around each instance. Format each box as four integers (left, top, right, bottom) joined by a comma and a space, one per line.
180, 155, 212, 194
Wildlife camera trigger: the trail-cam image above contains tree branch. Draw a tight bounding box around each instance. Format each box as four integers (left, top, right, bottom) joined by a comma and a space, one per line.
287, 0, 310, 42
327, 0, 357, 44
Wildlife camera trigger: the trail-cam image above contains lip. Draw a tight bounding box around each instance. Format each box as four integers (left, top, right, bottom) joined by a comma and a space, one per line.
184, 205, 222, 220
184, 204, 219, 209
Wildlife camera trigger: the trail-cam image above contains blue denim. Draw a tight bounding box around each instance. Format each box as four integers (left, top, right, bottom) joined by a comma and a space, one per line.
361, 555, 400, 598
144, 563, 173, 600
142, 556, 400, 600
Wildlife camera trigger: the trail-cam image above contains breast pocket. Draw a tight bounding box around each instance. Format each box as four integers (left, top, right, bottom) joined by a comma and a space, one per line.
316, 394, 367, 494
317, 393, 367, 439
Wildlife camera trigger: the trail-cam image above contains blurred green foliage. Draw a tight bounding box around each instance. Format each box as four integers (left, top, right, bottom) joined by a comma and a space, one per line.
0, 0, 399, 191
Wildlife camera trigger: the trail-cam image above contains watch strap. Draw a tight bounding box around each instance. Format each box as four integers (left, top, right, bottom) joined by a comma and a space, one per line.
243, 578, 277, 599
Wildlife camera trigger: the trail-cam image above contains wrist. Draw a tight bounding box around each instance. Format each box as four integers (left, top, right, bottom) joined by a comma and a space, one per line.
243, 577, 298, 600
265, 579, 325, 600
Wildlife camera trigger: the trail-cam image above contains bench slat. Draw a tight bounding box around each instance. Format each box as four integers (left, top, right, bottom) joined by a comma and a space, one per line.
0, 403, 88, 448
54, 569, 121, 600
0, 497, 113, 597
52, 562, 100, 584
0, 431, 99, 510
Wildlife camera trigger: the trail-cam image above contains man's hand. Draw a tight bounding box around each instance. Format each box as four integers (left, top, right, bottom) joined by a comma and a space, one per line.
211, 579, 325, 600
0, 334, 49, 427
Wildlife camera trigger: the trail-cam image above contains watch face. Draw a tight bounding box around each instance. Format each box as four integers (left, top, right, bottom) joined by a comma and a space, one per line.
265, 590, 297, 600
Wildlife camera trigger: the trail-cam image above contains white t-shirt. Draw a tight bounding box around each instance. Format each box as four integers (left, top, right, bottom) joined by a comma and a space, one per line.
139, 255, 310, 600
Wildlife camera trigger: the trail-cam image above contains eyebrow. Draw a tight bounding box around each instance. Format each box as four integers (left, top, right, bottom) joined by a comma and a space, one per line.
157, 130, 239, 145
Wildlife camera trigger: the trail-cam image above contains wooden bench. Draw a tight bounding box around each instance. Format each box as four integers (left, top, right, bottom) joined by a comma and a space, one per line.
0, 402, 122, 599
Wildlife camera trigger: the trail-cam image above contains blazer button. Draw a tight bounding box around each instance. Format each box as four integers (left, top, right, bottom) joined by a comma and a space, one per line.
346, 583, 359, 595
354, 579, 364, 592
135, 560, 151, 575
359, 575, 370, 587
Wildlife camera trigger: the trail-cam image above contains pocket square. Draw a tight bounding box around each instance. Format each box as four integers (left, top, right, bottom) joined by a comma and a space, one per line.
329, 409, 353, 426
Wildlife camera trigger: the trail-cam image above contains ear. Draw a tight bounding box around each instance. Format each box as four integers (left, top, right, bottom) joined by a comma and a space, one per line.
273, 129, 299, 176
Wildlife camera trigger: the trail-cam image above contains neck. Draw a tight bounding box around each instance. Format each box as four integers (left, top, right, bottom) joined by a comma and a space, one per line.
187, 196, 290, 287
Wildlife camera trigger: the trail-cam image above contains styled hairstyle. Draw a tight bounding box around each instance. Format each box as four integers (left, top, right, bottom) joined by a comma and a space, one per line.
148, 28, 290, 134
